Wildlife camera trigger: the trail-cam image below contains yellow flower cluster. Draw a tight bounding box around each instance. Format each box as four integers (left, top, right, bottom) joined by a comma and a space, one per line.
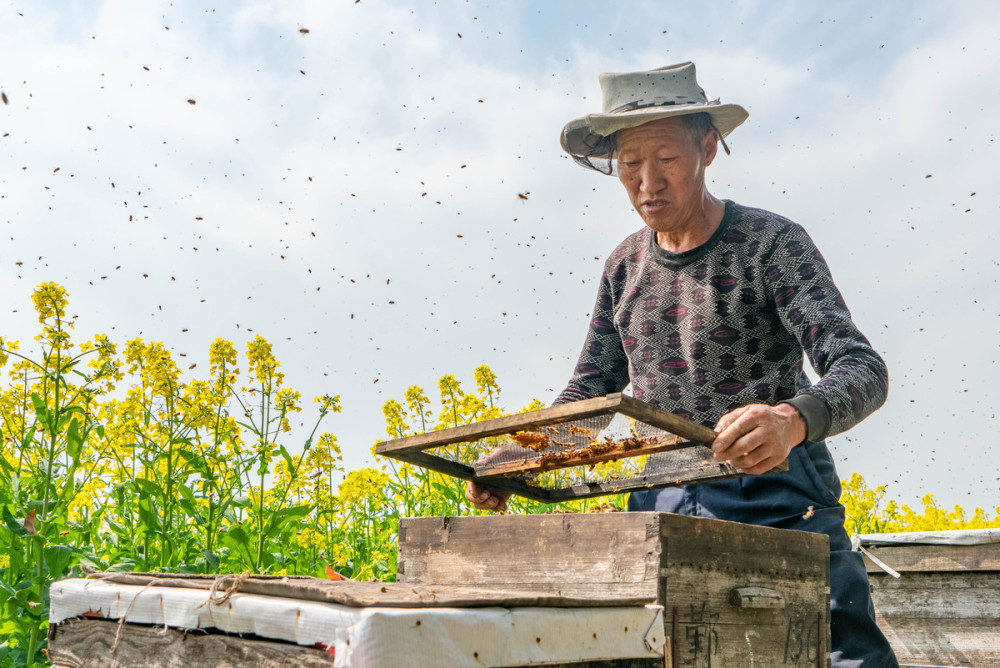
209, 338, 239, 395
246, 335, 283, 389
314, 394, 342, 416
336, 468, 390, 511
297, 527, 325, 551
382, 399, 408, 438
30, 282, 69, 324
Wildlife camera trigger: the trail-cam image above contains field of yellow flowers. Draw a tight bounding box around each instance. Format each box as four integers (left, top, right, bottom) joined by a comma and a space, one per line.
2, 283, 998, 666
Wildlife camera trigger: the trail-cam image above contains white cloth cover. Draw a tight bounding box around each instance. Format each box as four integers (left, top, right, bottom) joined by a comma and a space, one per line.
50, 578, 665, 667
856, 528, 1000, 546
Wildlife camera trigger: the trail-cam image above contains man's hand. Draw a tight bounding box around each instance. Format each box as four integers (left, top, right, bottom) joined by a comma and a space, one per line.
464, 443, 524, 512
465, 480, 512, 513
711, 403, 806, 475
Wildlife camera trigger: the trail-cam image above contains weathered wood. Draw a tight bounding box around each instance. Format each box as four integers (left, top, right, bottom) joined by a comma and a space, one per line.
398, 512, 831, 668
402, 449, 554, 501
81, 571, 647, 608
615, 393, 718, 443
48, 617, 333, 668
375, 394, 622, 455
869, 570, 1000, 667
397, 513, 662, 600
862, 542, 1000, 573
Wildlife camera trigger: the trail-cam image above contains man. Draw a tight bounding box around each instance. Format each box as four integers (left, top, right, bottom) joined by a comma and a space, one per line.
467, 62, 897, 666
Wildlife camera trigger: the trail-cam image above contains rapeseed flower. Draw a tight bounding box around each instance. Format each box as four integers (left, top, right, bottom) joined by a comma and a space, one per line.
381, 399, 408, 438
31, 282, 69, 323
404, 385, 432, 431
246, 335, 283, 389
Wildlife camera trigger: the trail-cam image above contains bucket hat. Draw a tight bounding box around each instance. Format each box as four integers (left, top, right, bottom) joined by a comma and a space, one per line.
561, 62, 749, 174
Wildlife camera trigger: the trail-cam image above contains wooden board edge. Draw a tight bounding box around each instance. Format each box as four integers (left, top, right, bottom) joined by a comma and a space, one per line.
374, 395, 618, 455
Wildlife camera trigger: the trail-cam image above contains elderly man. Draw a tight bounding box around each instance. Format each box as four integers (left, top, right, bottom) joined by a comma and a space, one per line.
468, 63, 897, 666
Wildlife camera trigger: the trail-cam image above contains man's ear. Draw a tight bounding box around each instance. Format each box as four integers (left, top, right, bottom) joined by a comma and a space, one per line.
703, 128, 720, 166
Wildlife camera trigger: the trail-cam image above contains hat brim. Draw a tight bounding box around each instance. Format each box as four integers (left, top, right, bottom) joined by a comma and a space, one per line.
561, 103, 749, 161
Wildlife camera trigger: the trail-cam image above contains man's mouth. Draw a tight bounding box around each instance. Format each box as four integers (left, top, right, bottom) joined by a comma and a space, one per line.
642, 200, 668, 212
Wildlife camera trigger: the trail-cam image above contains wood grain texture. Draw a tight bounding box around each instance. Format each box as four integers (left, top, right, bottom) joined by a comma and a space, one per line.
397, 513, 662, 600
82, 571, 644, 608
616, 394, 717, 443
870, 571, 1000, 666
48, 618, 333, 668
862, 542, 1000, 573
375, 394, 622, 455
399, 512, 831, 668
402, 449, 554, 501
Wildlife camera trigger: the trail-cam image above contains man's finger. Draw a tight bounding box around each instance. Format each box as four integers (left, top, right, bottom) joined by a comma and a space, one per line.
714, 405, 750, 434
713, 415, 759, 454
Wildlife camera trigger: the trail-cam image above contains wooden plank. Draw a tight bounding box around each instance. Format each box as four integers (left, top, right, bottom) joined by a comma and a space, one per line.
862, 542, 1000, 573
48, 617, 333, 668
397, 514, 662, 601
473, 436, 700, 478
375, 394, 622, 455
402, 449, 554, 502
870, 571, 1000, 666
869, 571, 1000, 619
616, 394, 718, 443
658, 512, 830, 580
543, 450, 788, 502
80, 572, 643, 608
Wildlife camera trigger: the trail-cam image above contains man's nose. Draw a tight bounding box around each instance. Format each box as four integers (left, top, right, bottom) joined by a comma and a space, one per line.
637, 162, 665, 194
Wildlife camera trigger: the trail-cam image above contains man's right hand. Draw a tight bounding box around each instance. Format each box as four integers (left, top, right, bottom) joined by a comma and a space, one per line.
465, 480, 512, 513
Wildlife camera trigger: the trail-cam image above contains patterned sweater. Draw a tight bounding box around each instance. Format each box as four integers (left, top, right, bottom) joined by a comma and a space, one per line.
554, 200, 888, 441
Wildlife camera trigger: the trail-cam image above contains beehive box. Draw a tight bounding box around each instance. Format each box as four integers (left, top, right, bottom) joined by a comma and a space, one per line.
398, 512, 831, 667
47, 573, 668, 667
860, 531, 1000, 667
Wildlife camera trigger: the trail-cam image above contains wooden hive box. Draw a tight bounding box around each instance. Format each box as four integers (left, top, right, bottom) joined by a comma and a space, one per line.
861, 533, 1000, 667
398, 511, 831, 667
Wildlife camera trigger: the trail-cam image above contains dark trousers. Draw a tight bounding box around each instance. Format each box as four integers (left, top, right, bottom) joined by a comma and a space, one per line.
628, 441, 899, 668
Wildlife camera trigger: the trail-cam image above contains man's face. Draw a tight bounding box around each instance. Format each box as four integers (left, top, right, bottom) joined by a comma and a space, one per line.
616, 116, 718, 234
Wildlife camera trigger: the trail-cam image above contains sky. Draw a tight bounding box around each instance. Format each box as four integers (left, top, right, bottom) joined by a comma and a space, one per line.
1, 0, 998, 511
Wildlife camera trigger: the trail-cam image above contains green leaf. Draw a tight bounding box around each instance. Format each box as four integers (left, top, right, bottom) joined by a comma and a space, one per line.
44, 544, 74, 577
277, 504, 313, 522
230, 495, 251, 509
178, 483, 196, 503
29, 393, 49, 424
178, 498, 204, 525
201, 550, 220, 572
133, 478, 163, 498
66, 417, 83, 459
228, 525, 249, 546
2, 507, 28, 537
278, 444, 294, 471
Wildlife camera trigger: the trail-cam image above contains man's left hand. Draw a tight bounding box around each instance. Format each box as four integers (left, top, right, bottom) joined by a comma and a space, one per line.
711, 403, 806, 475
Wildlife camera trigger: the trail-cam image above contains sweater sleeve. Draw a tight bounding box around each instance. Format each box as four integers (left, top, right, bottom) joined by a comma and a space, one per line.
553, 268, 631, 405
764, 225, 888, 439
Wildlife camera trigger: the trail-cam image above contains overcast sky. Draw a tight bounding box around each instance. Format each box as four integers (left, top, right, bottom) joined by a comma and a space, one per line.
2, 0, 998, 510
